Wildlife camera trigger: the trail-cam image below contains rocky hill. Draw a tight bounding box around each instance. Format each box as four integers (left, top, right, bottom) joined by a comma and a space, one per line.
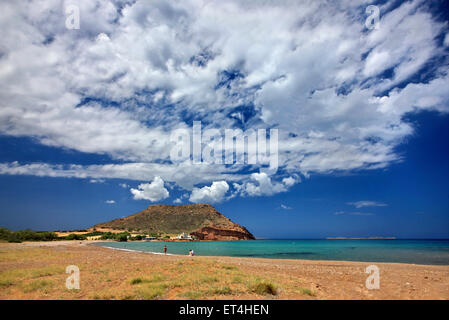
92, 204, 255, 240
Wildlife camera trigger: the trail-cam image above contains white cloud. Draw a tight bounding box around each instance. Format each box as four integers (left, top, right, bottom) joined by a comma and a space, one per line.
350, 212, 375, 216
363, 50, 391, 77
130, 176, 169, 202
119, 183, 129, 188
0, 0, 447, 201
347, 201, 388, 208
189, 181, 229, 203
280, 204, 292, 210
238, 172, 294, 197
0, 161, 243, 190
105, 200, 115, 204
90, 179, 105, 183
173, 198, 182, 204
334, 211, 374, 216
282, 176, 298, 187
444, 33, 449, 47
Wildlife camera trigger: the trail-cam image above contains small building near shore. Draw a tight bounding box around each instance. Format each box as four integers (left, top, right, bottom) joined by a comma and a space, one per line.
176, 232, 193, 240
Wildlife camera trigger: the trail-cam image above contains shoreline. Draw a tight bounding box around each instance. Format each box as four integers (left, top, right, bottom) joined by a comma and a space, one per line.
1, 240, 448, 299
2, 239, 449, 266
0, 240, 449, 269
91, 240, 449, 267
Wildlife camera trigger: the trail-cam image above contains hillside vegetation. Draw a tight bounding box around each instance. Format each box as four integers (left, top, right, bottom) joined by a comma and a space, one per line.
93, 204, 255, 240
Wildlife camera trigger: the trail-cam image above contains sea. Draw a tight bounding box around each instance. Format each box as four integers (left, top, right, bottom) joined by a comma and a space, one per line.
94, 239, 449, 265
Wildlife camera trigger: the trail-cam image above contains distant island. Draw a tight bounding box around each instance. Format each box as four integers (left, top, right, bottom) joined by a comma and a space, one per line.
92, 204, 255, 241
326, 237, 396, 240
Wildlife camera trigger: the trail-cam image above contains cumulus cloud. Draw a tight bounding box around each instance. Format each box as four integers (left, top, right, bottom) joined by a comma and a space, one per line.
280, 204, 292, 210
347, 201, 388, 208
236, 172, 297, 197
105, 200, 115, 204
0, 0, 448, 201
241, 173, 286, 196
189, 181, 229, 203
282, 176, 298, 187
130, 176, 169, 202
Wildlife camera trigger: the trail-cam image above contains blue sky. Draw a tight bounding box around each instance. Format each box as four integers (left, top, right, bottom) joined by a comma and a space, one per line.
0, 0, 448, 238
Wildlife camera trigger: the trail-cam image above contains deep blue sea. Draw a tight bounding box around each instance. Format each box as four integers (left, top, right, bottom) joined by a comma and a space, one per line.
95, 239, 449, 265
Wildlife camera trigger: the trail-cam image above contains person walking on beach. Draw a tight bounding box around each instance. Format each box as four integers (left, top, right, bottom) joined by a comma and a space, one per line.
163, 245, 167, 255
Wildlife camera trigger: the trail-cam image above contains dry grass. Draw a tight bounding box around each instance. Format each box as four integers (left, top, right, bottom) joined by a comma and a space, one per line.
0, 242, 448, 300
249, 279, 278, 295
0, 246, 285, 300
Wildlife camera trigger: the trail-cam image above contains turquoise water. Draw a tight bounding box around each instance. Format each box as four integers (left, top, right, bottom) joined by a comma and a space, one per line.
94, 239, 449, 265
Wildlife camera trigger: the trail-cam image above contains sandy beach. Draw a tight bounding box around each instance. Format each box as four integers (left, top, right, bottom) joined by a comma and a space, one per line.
0, 240, 448, 300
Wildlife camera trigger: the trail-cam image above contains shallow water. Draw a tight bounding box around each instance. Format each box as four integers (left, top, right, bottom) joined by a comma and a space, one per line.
94, 239, 449, 265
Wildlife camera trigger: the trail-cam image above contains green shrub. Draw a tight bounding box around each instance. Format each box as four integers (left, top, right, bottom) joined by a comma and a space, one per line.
8, 235, 22, 243
250, 280, 277, 295
117, 234, 128, 242
64, 233, 86, 240
100, 232, 130, 241
0, 227, 58, 242
130, 278, 143, 285
299, 288, 315, 296
0, 279, 14, 288
83, 231, 104, 237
